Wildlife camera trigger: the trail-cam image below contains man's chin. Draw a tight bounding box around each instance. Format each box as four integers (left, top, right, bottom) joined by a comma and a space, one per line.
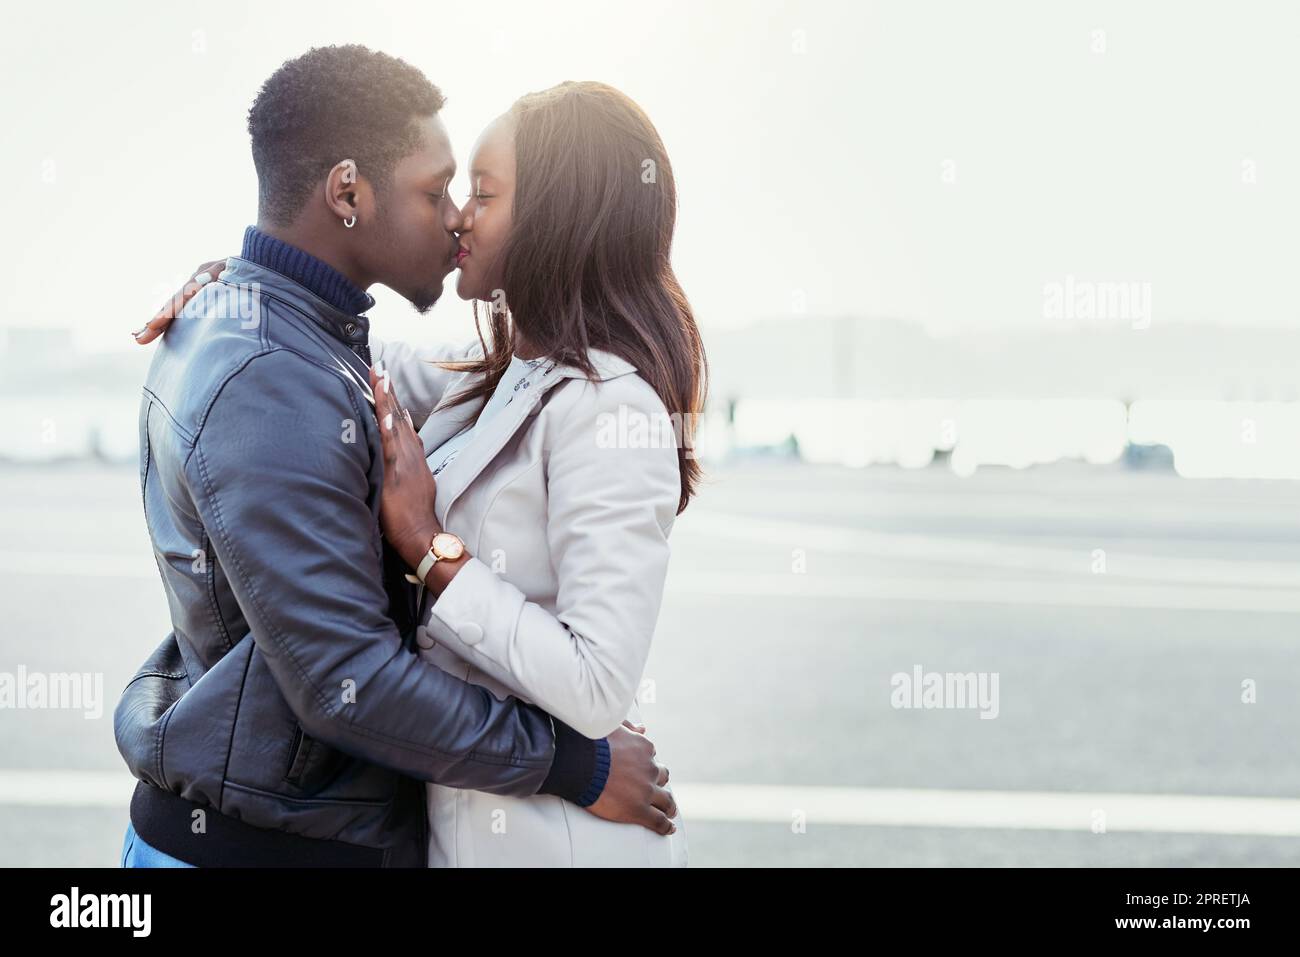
407, 284, 444, 315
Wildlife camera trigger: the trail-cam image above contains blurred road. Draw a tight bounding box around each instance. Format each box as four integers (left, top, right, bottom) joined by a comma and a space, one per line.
2, 460, 1298, 866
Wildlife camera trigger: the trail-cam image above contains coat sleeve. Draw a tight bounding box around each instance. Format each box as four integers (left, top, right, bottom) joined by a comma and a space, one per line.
424, 375, 682, 739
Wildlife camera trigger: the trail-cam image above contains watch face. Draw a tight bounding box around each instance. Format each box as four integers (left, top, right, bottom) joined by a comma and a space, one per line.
432, 532, 465, 560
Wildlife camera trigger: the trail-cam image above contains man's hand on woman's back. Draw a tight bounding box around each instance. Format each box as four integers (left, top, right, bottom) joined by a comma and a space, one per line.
586, 721, 677, 835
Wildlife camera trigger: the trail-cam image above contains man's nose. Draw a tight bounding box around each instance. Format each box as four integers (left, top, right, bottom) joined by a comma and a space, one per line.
445, 199, 466, 233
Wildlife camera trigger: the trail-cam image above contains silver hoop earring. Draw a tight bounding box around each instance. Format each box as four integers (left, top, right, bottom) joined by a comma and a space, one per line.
343, 215, 356, 228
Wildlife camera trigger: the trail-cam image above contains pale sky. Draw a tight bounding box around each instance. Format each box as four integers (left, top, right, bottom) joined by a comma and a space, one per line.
4, 0, 1300, 357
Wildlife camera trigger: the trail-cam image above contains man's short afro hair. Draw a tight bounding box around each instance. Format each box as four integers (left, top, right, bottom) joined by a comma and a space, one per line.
248, 45, 446, 226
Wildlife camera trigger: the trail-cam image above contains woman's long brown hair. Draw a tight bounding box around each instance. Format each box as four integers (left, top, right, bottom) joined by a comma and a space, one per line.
434, 81, 708, 514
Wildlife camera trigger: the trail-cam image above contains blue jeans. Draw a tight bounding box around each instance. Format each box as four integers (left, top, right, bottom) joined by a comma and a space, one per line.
120, 821, 197, 868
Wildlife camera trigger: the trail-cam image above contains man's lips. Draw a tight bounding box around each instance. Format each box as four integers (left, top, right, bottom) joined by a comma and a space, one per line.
455, 247, 470, 267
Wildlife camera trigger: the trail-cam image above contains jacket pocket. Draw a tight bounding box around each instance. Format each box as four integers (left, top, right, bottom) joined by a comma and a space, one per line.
283, 723, 348, 794
284, 724, 305, 781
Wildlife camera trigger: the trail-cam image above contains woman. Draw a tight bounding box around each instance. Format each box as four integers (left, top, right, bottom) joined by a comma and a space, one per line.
142, 81, 706, 867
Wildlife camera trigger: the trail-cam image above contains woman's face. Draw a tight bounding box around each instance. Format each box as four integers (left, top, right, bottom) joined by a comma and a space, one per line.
455, 113, 516, 304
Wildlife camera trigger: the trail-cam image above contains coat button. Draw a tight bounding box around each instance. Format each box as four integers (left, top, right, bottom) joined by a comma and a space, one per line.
415, 626, 435, 650
456, 622, 484, 645
343, 321, 357, 336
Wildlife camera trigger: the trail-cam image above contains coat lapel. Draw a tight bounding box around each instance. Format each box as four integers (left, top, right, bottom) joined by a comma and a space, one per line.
428, 363, 562, 527
424, 348, 637, 527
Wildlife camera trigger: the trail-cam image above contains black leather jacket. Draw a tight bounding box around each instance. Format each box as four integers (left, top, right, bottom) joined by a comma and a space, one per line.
114, 256, 599, 867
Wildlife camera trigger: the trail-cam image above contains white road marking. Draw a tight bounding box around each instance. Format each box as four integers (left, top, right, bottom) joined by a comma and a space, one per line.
672, 783, 1300, 836
665, 571, 1300, 613
0, 770, 137, 807
0, 551, 154, 579
678, 511, 1300, 589
3, 771, 1297, 837
3, 547, 1293, 613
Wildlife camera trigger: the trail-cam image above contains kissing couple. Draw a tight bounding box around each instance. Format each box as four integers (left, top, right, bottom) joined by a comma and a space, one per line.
116, 44, 706, 867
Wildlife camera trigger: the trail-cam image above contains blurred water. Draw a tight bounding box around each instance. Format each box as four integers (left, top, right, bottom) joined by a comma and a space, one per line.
0, 397, 140, 464
4, 395, 1299, 481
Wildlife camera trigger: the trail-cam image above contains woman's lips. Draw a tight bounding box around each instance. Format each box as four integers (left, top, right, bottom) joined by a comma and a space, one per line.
455, 248, 470, 267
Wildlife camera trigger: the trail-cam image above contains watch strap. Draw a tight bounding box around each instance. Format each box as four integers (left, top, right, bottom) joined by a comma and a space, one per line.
403, 547, 439, 585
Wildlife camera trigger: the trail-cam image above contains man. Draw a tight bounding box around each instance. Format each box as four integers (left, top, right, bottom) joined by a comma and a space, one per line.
117, 44, 674, 867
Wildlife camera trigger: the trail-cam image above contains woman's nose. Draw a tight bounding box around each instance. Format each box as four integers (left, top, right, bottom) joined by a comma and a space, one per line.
446, 201, 467, 232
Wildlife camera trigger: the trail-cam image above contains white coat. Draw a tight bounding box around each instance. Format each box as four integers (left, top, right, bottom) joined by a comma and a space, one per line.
372, 333, 689, 867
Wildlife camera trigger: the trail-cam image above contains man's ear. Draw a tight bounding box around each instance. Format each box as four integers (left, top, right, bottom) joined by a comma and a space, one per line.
324, 159, 371, 226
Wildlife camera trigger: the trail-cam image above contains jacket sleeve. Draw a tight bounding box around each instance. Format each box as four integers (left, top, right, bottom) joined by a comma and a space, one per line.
424, 375, 682, 739
187, 348, 584, 797
369, 332, 482, 431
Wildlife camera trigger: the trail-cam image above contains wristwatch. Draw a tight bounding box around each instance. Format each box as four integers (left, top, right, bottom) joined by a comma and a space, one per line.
403, 531, 466, 584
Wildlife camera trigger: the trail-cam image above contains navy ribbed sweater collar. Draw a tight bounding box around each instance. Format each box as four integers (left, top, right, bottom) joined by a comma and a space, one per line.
241, 225, 374, 317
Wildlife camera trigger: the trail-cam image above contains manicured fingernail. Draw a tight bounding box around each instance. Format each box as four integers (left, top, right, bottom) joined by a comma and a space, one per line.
382, 374, 390, 394
194, 272, 212, 287
131, 327, 147, 338
383, 413, 393, 430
